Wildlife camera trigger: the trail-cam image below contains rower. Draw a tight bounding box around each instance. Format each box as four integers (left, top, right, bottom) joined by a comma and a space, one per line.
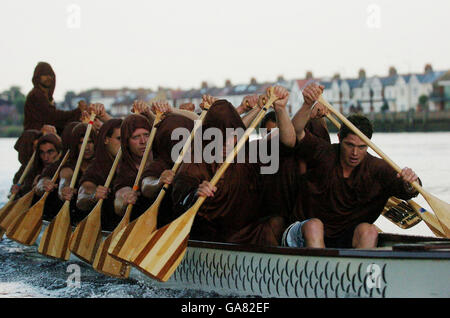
23, 62, 87, 135
171, 86, 294, 246
76, 118, 123, 230
10, 129, 43, 199
282, 82, 421, 249
140, 101, 195, 227
113, 100, 199, 220
34, 122, 80, 221
113, 113, 154, 220
58, 122, 98, 225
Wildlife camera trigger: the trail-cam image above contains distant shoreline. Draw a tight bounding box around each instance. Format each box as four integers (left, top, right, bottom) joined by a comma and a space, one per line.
1, 110, 449, 137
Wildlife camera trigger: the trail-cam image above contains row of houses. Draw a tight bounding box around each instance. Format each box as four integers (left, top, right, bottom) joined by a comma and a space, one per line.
64, 64, 450, 118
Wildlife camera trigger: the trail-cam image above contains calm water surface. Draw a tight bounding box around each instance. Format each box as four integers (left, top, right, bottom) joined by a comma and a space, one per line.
0, 133, 449, 297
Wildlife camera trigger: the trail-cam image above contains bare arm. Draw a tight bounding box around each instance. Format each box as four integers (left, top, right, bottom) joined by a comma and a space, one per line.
141, 170, 175, 200
271, 86, 296, 148
76, 181, 97, 211
291, 84, 327, 142
141, 176, 163, 200
58, 167, 74, 201
114, 186, 137, 216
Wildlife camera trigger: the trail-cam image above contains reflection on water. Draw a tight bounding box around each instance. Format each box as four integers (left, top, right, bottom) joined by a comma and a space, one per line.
0, 133, 449, 297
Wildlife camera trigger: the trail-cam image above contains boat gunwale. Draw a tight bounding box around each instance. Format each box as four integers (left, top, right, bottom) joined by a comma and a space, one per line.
95, 225, 450, 260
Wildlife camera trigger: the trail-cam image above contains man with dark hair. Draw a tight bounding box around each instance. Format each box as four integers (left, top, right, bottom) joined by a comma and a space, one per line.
260, 111, 277, 133
282, 83, 420, 249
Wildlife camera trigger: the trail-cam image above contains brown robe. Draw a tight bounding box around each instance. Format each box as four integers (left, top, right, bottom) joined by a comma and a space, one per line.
140, 113, 194, 227
171, 100, 284, 246
258, 117, 332, 225
113, 114, 154, 221
39, 122, 80, 221
294, 130, 419, 247
79, 118, 123, 231
23, 62, 81, 134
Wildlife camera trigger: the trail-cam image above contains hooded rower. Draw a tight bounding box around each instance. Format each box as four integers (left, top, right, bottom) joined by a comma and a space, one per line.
23, 62, 87, 134
76, 118, 123, 230
171, 86, 295, 246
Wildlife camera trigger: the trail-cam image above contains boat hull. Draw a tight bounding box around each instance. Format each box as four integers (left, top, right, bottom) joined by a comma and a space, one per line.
2, 221, 449, 298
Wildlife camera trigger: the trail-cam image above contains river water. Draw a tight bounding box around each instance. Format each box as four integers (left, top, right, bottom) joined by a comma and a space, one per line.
0, 133, 449, 298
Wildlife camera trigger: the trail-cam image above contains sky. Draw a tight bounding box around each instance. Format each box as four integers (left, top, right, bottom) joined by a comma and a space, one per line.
1, 0, 449, 101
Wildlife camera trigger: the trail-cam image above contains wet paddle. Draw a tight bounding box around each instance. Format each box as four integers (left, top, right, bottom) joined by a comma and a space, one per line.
0, 151, 36, 230
6, 151, 70, 245
126, 87, 280, 282
320, 96, 450, 237
92, 111, 162, 278
38, 113, 96, 260
326, 113, 445, 236
68, 148, 122, 263
108, 104, 210, 264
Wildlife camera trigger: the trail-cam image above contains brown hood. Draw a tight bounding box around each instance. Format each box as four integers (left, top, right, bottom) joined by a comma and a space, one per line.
32, 133, 63, 174
32, 62, 56, 102
14, 129, 43, 165
80, 118, 123, 186
64, 122, 97, 170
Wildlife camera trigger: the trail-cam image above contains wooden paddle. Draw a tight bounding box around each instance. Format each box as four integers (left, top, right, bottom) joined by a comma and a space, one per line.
0, 151, 36, 230
320, 96, 450, 237
38, 113, 97, 260
6, 151, 70, 245
68, 148, 122, 263
126, 87, 280, 282
108, 104, 210, 264
326, 113, 445, 236
406, 199, 446, 238
92, 111, 162, 278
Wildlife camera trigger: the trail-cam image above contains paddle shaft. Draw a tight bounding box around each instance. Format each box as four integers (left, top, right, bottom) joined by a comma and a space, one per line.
96, 148, 122, 208
189, 91, 279, 212
152, 107, 210, 207
123, 112, 163, 215
8, 151, 36, 202
68, 113, 97, 190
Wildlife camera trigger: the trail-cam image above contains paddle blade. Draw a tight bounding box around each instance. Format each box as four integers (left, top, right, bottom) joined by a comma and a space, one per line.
382, 197, 422, 229
0, 191, 34, 231
5, 194, 47, 245
92, 232, 131, 279
92, 211, 131, 278
38, 202, 72, 260
107, 204, 158, 264
0, 200, 18, 230
131, 206, 197, 282
0, 200, 18, 227
421, 192, 450, 238
69, 201, 103, 264
407, 200, 446, 238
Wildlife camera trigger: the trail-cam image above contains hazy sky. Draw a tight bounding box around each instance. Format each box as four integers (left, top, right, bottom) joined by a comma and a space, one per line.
1, 0, 449, 101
